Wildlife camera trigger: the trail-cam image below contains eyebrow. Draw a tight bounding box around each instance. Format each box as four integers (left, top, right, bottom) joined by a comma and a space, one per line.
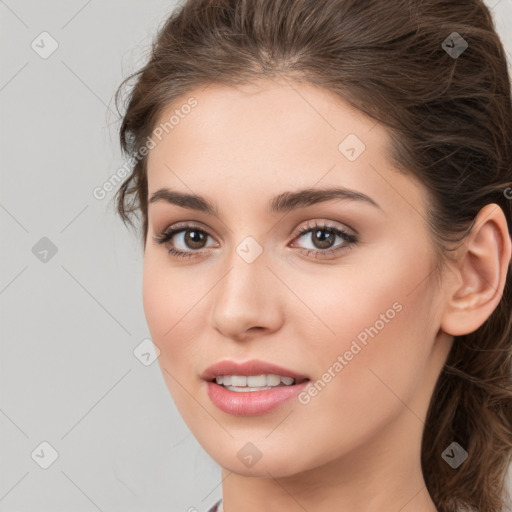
148, 186, 381, 215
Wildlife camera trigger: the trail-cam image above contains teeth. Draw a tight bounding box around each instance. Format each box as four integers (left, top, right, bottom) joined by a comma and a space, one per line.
224, 386, 273, 392
214, 374, 297, 387
246, 375, 266, 386
231, 375, 247, 387
265, 374, 281, 386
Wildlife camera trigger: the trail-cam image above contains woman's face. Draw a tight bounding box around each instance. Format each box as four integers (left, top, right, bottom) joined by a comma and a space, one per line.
143, 79, 454, 478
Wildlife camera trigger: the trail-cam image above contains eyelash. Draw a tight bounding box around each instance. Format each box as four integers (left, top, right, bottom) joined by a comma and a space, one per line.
152, 221, 358, 260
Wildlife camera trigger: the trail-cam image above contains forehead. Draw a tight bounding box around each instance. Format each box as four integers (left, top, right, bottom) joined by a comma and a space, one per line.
145, 79, 427, 218
148, 78, 382, 161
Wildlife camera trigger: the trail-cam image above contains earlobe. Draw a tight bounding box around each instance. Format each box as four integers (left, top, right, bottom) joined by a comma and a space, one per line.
441, 203, 512, 337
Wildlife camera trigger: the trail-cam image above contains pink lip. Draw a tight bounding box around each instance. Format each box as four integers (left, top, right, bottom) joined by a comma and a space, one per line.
205, 380, 310, 416
201, 359, 310, 417
200, 359, 309, 382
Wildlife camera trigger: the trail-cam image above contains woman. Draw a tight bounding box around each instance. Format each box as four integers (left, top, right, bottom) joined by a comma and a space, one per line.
114, 1, 512, 511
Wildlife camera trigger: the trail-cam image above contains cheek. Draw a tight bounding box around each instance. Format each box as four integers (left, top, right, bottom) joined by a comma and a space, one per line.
143, 253, 196, 337
142, 256, 202, 416
142, 256, 171, 341
299, 298, 434, 466
142, 254, 184, 374
293, 244, 438, 432
142, 253, 210, 372
290, 239, 435, 349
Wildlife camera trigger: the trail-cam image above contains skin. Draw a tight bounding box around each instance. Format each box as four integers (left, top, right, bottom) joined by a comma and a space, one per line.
142, 78, 511, 512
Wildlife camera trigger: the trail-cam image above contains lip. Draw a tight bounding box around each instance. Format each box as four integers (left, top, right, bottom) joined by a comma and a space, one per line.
200, 359, 309, 382
201, 359, 310, 417
205, 379, 310, 416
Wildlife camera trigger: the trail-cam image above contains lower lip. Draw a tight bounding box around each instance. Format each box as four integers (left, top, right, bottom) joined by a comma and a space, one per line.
205, 380, 310, 416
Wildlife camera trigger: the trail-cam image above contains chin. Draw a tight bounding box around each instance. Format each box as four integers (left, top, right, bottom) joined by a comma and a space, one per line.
220, 455, 300, 478
202, 438, 311, 478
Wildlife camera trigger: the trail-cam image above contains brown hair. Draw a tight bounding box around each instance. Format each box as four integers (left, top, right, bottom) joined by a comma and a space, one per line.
114, 1, 512, 510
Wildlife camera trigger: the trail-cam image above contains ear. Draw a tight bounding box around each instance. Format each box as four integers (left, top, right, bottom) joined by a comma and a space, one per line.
440, 203, 512, 337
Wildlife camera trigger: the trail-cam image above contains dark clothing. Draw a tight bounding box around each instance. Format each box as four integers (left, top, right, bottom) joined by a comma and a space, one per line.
207, 498, 222, 512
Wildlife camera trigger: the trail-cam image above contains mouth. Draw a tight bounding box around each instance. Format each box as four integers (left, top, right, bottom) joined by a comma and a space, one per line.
208, 374, 310, 392
201, 359, 311, 414
201, 358, 310, 391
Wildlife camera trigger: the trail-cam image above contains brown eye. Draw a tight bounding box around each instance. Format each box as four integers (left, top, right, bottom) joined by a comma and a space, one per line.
153, 223, 217, 259
182, 229, 208, 249
293, 222, 356, 255
309, 228, 338, 249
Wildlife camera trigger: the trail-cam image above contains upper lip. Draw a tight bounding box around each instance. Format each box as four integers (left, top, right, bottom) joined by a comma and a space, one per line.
201, 359, 309, 383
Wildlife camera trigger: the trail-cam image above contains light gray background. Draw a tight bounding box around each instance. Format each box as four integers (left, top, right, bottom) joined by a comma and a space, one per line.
1, 1, 511, 511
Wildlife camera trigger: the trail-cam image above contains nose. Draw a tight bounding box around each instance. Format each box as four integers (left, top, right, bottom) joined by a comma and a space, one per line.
210, 245, 284, 341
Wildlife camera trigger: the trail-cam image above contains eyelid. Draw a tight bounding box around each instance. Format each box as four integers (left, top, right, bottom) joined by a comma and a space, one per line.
154, 220, 216, 241
153, 221, 218, 247
291, 218, 357, 238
